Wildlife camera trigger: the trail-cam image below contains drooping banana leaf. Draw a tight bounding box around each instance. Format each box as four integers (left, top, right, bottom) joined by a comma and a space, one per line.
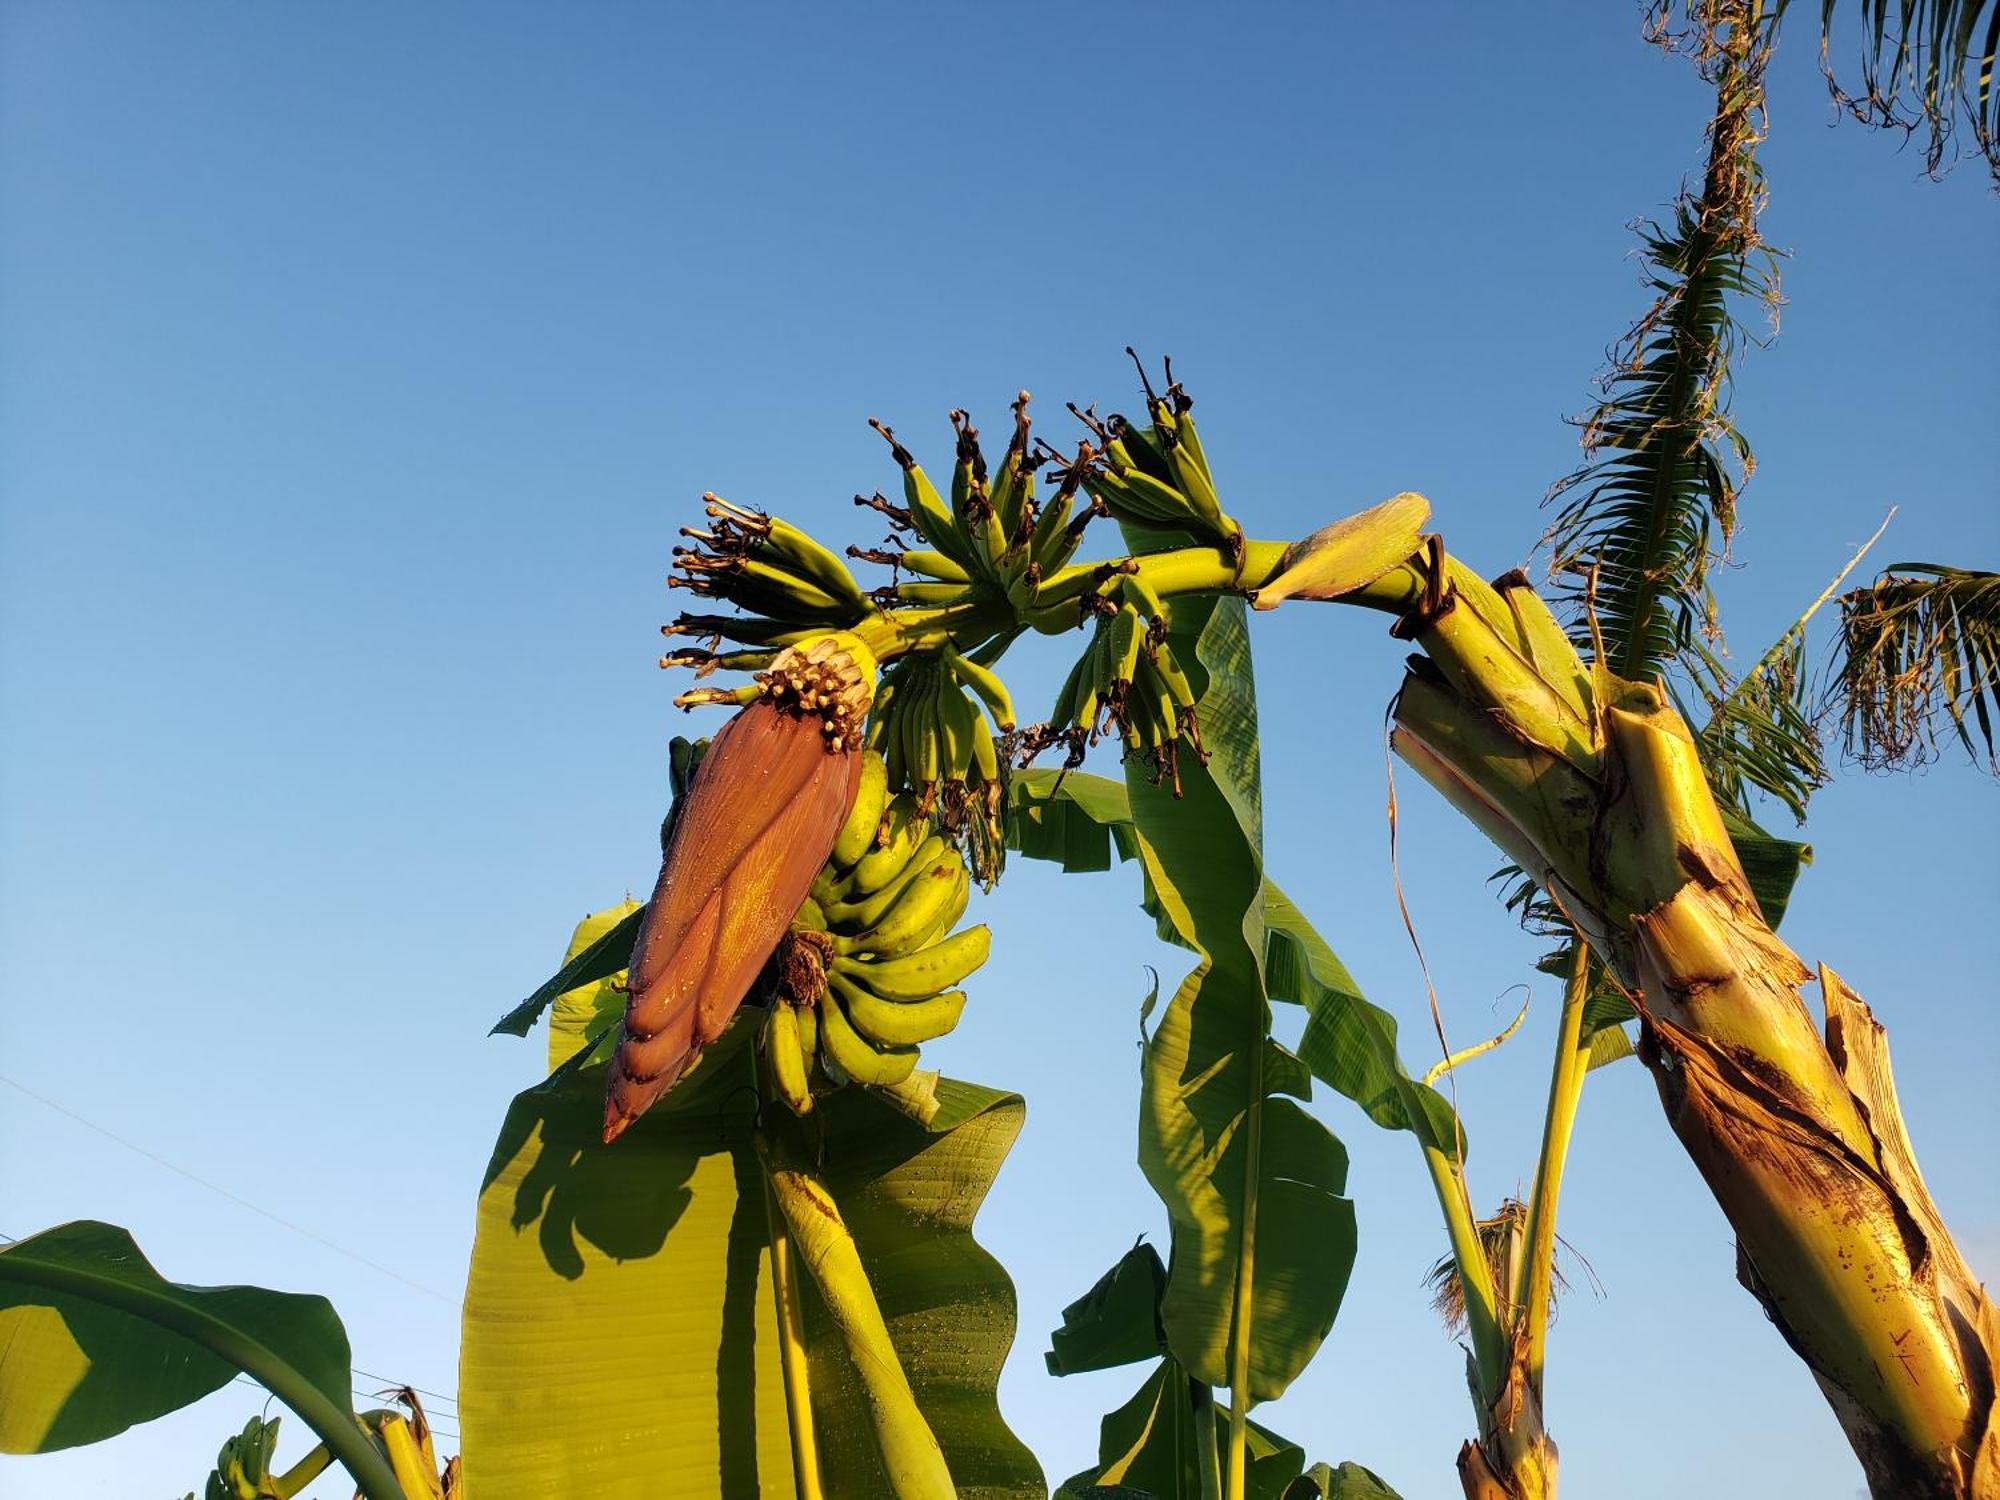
1127, 595, 1356, 1401
545, 897, 641, 1071
463, 912, 1042, 1500
1018, 592, 1356, 1404
0, 1221, 404, 1500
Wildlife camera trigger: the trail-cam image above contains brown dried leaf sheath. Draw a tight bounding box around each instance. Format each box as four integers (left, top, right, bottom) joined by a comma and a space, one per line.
604, 700, 860, 1142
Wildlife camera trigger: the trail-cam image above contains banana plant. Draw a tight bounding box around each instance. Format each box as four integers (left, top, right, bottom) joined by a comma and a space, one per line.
0, 1220, 408, 1500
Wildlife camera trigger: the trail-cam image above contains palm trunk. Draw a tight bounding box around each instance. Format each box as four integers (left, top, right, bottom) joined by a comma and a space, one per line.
1379, 557, 1999, 1498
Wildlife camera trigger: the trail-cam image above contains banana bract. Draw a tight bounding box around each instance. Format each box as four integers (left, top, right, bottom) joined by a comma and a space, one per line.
605, 640, 873, 1142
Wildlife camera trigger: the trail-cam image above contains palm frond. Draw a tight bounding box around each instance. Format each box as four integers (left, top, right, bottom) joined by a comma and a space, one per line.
1827, 563, 2000, 770
1694, 515, 1891, 820
1690, 634, 1828, 821
1789, 0, 2000, 182
1546, 1, 1778, 681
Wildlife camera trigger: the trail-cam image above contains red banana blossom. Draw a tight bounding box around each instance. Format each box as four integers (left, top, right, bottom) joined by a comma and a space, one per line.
603, 637, 872, 1143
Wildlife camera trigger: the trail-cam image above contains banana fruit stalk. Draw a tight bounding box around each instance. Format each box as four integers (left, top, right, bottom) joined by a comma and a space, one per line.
605, 634, 876, 1143
759, 1145, 958, 1498
758, 751, 991, 1115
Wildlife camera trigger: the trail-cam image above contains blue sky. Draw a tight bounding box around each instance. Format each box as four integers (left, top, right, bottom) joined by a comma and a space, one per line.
2, 3, 1994, 1497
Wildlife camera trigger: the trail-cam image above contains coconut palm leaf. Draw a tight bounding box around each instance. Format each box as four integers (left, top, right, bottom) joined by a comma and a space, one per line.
1828, 563, 2000, 770
1689, 633, 1827, 823
1547, 2, 1776, 682
1791, 0, 2000, 179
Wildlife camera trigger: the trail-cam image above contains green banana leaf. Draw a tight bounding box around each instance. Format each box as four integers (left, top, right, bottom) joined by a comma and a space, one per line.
1281, 1461, 1406, 1499
488, 903, 643, 1039
1036, 592, 1352, 1404
1055, 1361, 1308, 1500
545, 898, 641, 1071
464, 915, 1043, 1499
0, 1221, 404, 1500
1045, 1241, 1169, 1378
1046, 1244, 1401, 1500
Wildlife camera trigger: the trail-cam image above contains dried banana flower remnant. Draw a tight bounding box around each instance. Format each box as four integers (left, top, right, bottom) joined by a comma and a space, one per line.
604, 635, 875, 1142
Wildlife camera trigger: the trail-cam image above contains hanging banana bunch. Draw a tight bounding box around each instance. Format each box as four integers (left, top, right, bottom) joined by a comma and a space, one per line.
863, 643, 1013, 883
855, 392, 1100, 633
1067, 350, 1241, 561
758, 751, 992, 1114
667, 492, 875, 633
183, 1414, 299, 1500
1023, 570, 1206, 793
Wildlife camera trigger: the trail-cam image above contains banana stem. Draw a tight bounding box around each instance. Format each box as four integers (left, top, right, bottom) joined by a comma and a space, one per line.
1224, 1024, 1265, 1500
272, 1442, 336, 1498
755, 1055, 825, 1500
1190, 1376, 1224, 1500
1421, 1140, 1508, 1407
758, 1142, 955, 1500
1517, 939, 1592, 1396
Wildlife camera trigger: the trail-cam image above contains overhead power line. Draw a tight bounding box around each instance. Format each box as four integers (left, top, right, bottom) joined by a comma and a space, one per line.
0, 1073, 453, 1304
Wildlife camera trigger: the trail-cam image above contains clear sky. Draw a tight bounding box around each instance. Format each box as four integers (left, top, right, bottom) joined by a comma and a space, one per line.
2, 4, 1994, 1497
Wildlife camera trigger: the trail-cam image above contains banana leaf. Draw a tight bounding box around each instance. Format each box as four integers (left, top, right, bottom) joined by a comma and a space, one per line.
1054, 1362, 1308, 1500
463, 913, 1042, 1499
545, 898, 641, 1071
0, 1221, 404, 1500
1047, 1244, 1401, 1500
1281, 1461, 1405, 1499
1036, 592, 1353, 1404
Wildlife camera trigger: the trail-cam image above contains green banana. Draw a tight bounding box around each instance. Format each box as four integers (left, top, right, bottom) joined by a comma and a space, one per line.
947, 681, 981, 780
970, 720, 1000, 786
718, 501, 871, 612
836, 850, 963, 955
1028, 487, 1075, 570
894, 579, 974, 606
797, 998, 818, 1062
946, 646, 1016, 731
830, 970, 967, 1048
832, 751, 889, 867
1108, 605, 1143, 698
818, 983, 921, 1086
826, 834, 949, 928
1150, 639, 1198, 712
900, 548, 971, 582
765, 1002, 815, 1115
835, 923, 991, 1000
850, 798, 928, 894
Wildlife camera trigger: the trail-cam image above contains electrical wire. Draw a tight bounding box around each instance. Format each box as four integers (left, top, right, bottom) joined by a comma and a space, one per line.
0, 1072, 453, 1304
